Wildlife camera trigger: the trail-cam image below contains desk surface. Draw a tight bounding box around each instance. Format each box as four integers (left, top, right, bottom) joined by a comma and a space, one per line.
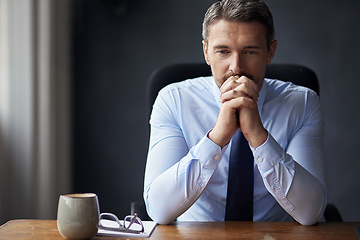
0, 220, 359, 240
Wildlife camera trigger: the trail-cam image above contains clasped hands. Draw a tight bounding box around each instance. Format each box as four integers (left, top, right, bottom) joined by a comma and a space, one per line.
209, 75, 268, 149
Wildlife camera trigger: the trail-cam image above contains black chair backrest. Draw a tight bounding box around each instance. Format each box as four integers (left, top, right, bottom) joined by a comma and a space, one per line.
146, 63, 319, 118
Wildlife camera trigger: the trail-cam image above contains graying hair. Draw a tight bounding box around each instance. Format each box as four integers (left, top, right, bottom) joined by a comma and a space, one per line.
202, 0, 275, 47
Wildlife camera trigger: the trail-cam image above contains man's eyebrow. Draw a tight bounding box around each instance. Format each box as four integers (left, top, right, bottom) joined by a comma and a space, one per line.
213, 45, 230, 49
212, 45, 262, 50
244, 45, 261, 49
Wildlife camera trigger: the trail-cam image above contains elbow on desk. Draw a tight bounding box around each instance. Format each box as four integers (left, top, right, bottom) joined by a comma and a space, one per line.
296, 217, 318, 226
292, 203, 325, 226
287, 163, 328, 226
144, 198, 176, 225
147, 207, 175, 225
143, 185, 183, 224
152, 215, 174, 225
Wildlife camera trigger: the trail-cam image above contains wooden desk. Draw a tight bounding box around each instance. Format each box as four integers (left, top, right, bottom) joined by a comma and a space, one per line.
0, 220, 359, 240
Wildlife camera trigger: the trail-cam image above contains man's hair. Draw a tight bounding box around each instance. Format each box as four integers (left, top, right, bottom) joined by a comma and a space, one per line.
202, 0, 275, 47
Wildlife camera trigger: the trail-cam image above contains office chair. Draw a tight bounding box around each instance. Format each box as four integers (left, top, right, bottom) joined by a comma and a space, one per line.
146, 63, 319, 119
137, 62, 342, 222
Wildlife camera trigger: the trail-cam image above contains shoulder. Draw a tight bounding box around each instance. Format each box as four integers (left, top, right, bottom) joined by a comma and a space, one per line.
263, 78, 322, 121
159, 76, 213, 96
153, 76, 215, 114
264, 78, 319, 102
151, 76, 215, 125
262, 79, 324, 143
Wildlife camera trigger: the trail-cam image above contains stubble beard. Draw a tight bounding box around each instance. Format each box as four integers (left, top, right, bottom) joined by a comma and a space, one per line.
213, 70, 256, 89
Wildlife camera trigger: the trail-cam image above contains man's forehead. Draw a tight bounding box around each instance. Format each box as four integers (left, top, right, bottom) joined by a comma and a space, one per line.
206, 20, 267, 47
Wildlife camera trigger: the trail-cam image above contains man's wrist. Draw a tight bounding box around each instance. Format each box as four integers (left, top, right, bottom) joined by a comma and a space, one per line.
208, 128, 231, 148
246, 128, 268, 149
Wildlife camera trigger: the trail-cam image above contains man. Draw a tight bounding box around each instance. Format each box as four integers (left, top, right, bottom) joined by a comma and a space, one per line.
144, 0, 327, 225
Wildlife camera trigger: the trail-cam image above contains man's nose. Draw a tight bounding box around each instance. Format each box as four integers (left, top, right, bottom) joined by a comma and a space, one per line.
229, 55, 245, 75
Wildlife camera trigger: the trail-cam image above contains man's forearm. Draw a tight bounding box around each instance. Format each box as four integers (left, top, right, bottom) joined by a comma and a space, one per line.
144, 134, 224, 224
284, 162, 327, 225
253, 134, 327, 225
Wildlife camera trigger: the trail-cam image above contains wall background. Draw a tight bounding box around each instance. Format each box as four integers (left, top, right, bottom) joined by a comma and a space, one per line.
72, 0, 360, 221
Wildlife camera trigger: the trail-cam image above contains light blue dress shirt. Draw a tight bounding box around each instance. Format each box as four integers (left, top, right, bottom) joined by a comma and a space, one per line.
144, 76, 327, 225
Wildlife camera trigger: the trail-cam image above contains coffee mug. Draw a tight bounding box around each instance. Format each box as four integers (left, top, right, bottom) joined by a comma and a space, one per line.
57, 193, 100, 239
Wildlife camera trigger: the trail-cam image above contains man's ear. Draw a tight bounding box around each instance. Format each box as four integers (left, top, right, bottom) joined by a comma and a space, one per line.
202, 40, 210, 65
267, 40, 277, 64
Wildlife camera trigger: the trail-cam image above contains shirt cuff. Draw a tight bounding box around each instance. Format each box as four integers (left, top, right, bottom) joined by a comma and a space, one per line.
250, 133, 286, 172
190, 131, 228, 171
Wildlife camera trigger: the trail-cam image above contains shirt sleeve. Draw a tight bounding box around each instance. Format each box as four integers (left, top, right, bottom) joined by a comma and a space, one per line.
252, 91, 327, 226
143, 92, 227, 225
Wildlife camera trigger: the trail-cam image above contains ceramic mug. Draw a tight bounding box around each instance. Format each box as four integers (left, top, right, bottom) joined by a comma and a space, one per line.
57, 193, 100, 239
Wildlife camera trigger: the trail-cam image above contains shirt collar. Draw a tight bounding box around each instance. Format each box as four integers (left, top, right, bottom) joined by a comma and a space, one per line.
211, 77, 222, 109
257, 79, 267, 116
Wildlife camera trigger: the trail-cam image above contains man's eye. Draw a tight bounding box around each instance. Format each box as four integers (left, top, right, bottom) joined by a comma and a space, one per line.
216, 50, 230, 55
246, 51, 257, 55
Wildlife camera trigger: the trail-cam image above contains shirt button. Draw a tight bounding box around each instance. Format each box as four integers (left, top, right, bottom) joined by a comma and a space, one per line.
214, 155, 220, 160
257, 158, 263, 163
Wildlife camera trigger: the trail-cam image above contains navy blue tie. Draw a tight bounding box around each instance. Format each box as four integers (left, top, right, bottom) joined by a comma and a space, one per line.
225, 129, 254, 221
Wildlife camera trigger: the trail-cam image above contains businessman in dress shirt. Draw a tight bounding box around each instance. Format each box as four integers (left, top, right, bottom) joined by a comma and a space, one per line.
143, 0, 327, 225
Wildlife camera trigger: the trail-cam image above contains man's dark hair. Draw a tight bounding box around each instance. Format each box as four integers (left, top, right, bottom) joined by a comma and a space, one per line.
202, 0, 275, 47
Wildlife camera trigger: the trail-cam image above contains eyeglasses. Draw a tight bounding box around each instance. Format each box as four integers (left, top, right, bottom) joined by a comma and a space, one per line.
98, 212, 145, 234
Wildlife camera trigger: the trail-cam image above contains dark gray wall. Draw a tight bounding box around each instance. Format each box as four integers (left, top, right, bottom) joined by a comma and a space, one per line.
72, 0, 360, 221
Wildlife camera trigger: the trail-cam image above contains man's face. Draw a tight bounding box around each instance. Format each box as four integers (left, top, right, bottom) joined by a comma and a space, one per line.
203, 20, 277, 89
